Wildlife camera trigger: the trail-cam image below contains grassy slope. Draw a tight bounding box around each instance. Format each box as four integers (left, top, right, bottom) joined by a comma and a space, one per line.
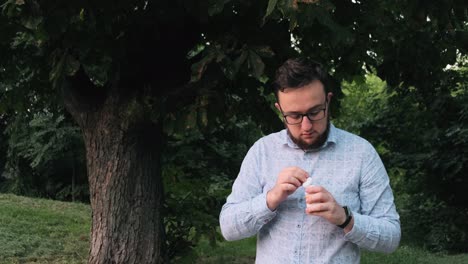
0, 193, 90, 264
1, 193, 467, 264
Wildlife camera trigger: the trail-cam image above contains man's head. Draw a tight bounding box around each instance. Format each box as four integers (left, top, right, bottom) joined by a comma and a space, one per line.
272, 58, 333, 150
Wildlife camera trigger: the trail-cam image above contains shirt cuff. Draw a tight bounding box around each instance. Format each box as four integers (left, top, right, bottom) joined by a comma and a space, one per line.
343, 212, 367, 243
251, 192, 278, 225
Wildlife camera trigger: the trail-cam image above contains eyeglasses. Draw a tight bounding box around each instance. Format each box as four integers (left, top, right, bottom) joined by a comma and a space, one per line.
279, 102, 328, 125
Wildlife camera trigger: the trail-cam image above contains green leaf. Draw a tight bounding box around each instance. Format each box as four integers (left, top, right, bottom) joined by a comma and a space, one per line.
22, 16, 42, 30
248, 50, 265, 80
65, 55, 80, 76
190, 53, 216, 82
289, 14, 298, 31
187, 44, 206, 59
49, 50, 67, 88
263, 0, 278, 21
234, 50, 248, 70
253, 46, 275, 58
81, 55, 112, 87
208, 0, 232, 16
1, 0, 21, 17
221, 57, 235, 80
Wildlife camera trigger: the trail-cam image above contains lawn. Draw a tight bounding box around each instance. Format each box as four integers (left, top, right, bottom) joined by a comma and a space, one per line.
1, 193, 467, 264
0, 193, 90, 264
175, 236, 468, 264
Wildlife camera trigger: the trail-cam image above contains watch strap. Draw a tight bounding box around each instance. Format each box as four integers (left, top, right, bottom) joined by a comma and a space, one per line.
337, 206, 352, 228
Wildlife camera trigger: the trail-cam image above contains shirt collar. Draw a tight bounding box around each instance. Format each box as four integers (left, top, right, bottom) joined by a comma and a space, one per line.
282, 123, 337, 151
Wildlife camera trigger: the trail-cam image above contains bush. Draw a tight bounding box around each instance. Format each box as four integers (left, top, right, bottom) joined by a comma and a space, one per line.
1, 111, 88, 202
336, 66, 468, 253
163, 115, 263, 260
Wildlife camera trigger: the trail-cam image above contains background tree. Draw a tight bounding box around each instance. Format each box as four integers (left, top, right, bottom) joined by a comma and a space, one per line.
1, 0, 466, 263
361, 60, 468, 252
1, 110, 87, 201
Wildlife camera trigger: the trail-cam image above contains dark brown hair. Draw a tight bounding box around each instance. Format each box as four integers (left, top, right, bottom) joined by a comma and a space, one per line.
272, 58, 329, 100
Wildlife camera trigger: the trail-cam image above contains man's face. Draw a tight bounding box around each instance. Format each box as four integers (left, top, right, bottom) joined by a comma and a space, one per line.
275, 80, 332, 150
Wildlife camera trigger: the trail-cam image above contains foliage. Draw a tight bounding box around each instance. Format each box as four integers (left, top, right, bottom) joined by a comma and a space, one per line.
335, 60, 468, 252
333, 74, 389, 135
163, 113, 264, 259
363, 62, 468, 252
1, 111, 87, 201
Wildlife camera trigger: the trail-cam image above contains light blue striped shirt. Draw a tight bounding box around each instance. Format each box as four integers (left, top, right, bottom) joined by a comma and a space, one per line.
220, 124, 401, 263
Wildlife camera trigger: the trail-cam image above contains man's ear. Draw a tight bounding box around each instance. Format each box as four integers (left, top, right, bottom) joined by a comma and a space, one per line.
327, 92, 333, 103
274, 102, 281, 111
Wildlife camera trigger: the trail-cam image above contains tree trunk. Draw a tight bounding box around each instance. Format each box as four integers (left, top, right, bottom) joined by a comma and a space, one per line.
63, 76, 166, 264
85, 120, 164, 264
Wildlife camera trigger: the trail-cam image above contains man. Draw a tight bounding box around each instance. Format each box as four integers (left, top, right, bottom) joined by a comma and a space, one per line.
219, 58, 401, 263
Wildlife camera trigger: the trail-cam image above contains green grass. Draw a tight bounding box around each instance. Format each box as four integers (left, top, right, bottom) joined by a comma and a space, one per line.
174, 236, 257, 264
176, 237, 468, 264
1, 192, 468, 264
0, 193, 90, 264
362, 246, 468, 264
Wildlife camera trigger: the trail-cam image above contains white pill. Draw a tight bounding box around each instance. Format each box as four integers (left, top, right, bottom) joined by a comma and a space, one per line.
302, 177, 313, 187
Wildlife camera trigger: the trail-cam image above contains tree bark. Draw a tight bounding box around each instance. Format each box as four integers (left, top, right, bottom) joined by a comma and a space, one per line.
85, 118, 164, 264
63, 73, 165, 264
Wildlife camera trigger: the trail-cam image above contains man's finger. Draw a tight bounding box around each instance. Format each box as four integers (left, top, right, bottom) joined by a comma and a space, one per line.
285, 167, 309, 183
305, 192, 328, 203
283, 183, 298, 193
294, 169, 309, 183
305, 185, 325, 194
287, 176, 302, 187
306, 203, 328, 213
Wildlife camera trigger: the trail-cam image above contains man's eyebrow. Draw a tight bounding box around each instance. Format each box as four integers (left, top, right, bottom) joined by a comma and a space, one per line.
307, 104, 326, 111
284, 104, 325, 114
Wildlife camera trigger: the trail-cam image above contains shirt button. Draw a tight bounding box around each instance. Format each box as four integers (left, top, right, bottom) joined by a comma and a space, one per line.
297, 224, 301, 228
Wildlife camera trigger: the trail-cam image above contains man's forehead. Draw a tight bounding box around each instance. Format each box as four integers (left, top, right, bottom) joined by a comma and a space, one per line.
278, 82, 326, 108
278, 80, 324, 95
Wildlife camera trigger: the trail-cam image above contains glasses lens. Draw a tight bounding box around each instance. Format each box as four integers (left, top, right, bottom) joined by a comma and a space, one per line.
285, 116, 302, 124
307, 110, 325, 121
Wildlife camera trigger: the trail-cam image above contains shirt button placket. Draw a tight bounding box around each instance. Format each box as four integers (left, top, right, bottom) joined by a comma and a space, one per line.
293, 249, 301, 264
293, 222, 303, 263
293, 249, 300, 264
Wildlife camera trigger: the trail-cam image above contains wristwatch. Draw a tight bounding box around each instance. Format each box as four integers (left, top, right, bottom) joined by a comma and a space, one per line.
337, 206, 353, 228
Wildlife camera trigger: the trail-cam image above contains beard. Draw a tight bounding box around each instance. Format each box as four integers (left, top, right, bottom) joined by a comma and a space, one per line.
286, 116, 330, 151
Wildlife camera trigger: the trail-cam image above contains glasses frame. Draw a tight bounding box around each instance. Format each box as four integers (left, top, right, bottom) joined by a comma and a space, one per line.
278, 101, 328, 125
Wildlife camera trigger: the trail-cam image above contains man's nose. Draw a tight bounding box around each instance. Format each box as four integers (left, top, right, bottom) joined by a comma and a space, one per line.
301, 115, 313, 130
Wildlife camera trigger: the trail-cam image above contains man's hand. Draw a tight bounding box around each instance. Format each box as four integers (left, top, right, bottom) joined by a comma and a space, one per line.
266, 167, 309, 210
304, 186, 350, 228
